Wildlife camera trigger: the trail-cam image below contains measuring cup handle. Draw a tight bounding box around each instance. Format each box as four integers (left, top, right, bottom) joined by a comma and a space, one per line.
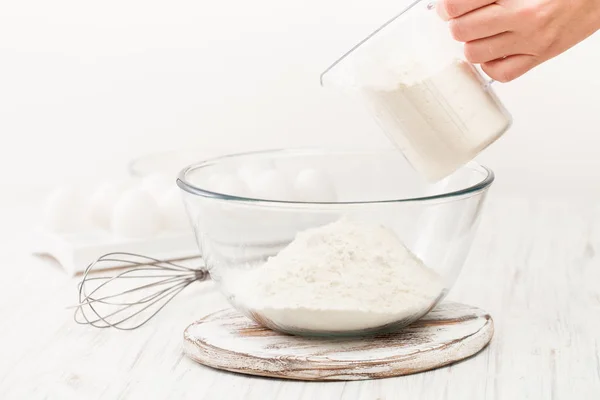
475, 63, 496, 88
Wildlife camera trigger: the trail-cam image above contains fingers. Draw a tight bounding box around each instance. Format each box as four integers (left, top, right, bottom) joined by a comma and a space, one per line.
481, 54, 541, 82
436, 0, 560, 82
464, 32, 528, 63
436, 0, 496, 21
449, 4, 516, 42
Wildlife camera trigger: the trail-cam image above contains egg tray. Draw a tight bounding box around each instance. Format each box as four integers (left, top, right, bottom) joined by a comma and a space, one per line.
30, 228, 199, 276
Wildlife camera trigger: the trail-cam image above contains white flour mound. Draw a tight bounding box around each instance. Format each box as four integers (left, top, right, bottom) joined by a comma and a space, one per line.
233, 218, 445, 333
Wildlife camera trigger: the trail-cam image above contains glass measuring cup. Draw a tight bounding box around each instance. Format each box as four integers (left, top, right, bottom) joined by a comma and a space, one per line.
321, 0, 512, 182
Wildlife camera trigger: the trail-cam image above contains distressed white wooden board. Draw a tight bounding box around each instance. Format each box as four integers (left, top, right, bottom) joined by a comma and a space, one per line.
183, 302, 493, 381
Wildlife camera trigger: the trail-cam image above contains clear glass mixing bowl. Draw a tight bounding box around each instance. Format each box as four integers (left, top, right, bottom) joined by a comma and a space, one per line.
177, 149, 494, 337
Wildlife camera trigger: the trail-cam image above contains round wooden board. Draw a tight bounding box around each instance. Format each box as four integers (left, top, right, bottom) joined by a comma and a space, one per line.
183, 302, 493, 381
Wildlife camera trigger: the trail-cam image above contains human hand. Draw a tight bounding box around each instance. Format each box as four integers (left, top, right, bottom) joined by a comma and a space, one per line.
436, 0, 600, 82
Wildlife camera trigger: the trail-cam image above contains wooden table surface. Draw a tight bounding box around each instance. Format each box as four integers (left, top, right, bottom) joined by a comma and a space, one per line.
1, 194, 599, 399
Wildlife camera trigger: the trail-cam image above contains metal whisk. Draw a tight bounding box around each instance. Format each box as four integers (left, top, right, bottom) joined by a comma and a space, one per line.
74, 252, 210, 330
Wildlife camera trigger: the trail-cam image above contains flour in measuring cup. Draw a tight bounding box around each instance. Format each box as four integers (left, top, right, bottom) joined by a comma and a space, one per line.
357, 59, 511, 181
231, 218, 445, 333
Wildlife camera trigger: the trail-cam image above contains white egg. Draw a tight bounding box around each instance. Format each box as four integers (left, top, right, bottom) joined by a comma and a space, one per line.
213, 173, 251, 197
42, 185, 85, 233
111, 187, 163, 239
293, 168, 337, 202
206, 172, 225, 192
141, 173, 174, 201
159, 186, 190, 232
85, 182, 124, 230
252, 169, 293, 201
115, 177, 138, 193
237, 160, 275, 192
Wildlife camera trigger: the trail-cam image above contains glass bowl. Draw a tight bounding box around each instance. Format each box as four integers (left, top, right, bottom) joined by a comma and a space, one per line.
177, 149, 494, 337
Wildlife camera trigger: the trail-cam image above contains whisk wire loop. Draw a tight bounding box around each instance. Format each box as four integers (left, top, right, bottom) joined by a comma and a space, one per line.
74, 252, 208, 330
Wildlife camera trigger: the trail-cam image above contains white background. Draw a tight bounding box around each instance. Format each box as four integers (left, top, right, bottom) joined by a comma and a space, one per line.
1, 0, 600, 199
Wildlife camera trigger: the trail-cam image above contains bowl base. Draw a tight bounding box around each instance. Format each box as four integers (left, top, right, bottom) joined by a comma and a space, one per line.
183, 301, 493, 381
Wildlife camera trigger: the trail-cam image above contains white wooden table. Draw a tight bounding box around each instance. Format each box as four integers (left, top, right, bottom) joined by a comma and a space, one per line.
1, 192, 599, 399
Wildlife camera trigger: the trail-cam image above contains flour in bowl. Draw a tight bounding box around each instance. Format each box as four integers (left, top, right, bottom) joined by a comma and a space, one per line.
231, 218, 445, 333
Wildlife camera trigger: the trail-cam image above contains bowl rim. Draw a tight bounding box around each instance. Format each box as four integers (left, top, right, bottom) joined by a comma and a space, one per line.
176, 148, 495, 205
